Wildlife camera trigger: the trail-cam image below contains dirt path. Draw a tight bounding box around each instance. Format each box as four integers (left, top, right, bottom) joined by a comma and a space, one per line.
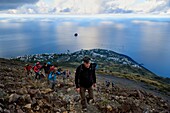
97, 74, 170, 104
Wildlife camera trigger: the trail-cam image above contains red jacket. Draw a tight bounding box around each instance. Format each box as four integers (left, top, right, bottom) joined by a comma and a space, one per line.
25, 66, 32, 71
49, 66, 55, 72
34, 65, 41, 73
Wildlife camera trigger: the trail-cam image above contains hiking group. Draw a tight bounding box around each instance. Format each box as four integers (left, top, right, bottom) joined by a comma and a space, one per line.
24, 62, 71, 90
24, 56, 113, 112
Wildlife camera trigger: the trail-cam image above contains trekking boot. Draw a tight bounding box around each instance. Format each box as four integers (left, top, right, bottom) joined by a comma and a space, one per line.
87, 98, 94, 104
52, 84, 55, 90
89, 99, 94, 104
82, 108, 87, 112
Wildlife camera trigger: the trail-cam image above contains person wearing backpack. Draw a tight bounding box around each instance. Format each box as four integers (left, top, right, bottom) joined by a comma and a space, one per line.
48, 67, 58, 89
33, 62, 42, 80
75, 57, 97, 112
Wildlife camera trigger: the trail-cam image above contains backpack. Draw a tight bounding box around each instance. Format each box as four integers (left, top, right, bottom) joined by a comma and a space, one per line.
48, 72, 55, 80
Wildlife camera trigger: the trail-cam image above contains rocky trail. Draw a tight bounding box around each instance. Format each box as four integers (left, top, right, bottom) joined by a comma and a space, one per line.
98, 75, 170, 104
0, 59, 170, 113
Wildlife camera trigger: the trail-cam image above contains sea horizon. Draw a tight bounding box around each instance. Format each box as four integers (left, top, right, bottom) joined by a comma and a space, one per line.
0, 15, 170, 78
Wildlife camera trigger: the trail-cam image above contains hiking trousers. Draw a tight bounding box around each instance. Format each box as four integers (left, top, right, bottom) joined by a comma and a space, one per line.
26, 70, 32, 77
35, 72, 40, 79
80, 86, 94, 109
49, 79, 57, 89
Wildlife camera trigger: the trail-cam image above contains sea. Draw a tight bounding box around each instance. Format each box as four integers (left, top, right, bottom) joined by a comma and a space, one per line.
0, 14, 170, 77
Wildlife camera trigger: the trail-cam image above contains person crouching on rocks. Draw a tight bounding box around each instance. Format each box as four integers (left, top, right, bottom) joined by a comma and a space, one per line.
24, 64, 33, 77
48, 67, 58, 90
75, 56, 96, 112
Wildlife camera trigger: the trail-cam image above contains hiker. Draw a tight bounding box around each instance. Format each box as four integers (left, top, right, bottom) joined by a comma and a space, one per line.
105, 81, 108, 87
48, 67, 58, 89
33, 62, 42, 80
47, 65, 55, 83
75, 56, 96, 112
97, 86, 100, 93
106, 81, 110, 88
49, 65, 55, 73
112, 81, 115, 88
111, 81, 115, 91
24, 64, 32, 77
57, 68, 62, 75
41, 62, 52, 77
62, 69, 71, 84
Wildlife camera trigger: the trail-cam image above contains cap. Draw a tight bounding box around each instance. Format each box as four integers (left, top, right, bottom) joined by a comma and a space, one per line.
47, 62, 51, 65
36, 62, 40, 65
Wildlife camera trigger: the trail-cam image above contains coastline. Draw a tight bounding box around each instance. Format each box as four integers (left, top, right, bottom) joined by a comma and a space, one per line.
12, 49, 165, 78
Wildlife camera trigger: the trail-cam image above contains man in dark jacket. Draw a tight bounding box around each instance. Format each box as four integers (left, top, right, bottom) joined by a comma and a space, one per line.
75, 57, 96, 111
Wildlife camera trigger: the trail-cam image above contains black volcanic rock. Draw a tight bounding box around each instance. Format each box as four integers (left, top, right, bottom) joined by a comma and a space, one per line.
0, 57, 170, 113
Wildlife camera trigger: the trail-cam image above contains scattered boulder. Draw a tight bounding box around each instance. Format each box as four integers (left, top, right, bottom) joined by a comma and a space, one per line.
41, 88, 53, 94
33, 105, 40, 111
106, 105, 112, 111
0, 103, 4, 108
9, 93, 20, 103
17, 109, 25, 113
63, 111, 68, 113
17, 88, 28, 95
66, 88, 71, 93
0, 106, 3, 113
3, 109, 10, 113
53, 108, 61, 112
67, 82, 74, 87
0, 84, 4, 88
44, 102, 52, 108
28, 89, 38, 96
37, 100, 43, 107
0, 89, 7, 97
22, 94, 32, 103
31, 97, 37, 105
24, 103, 32, 109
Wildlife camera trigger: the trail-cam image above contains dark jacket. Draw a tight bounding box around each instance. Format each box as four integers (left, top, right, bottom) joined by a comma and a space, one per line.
41, 64, 51, 74
75, 63, 96, 88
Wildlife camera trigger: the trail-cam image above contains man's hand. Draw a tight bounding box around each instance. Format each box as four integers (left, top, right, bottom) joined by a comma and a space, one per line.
76, 88, 80, 93
93, 83, 96, 88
